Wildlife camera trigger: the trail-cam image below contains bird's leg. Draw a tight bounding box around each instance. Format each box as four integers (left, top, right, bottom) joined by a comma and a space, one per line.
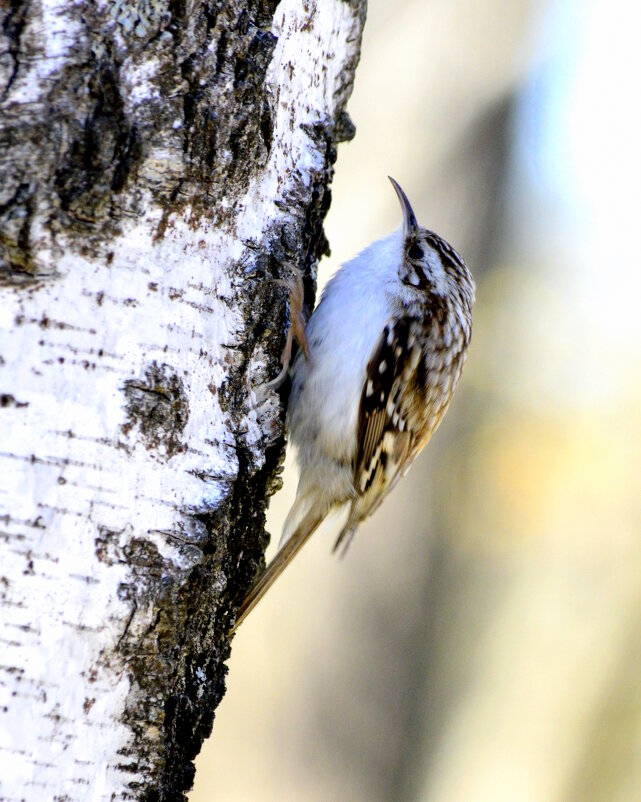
267, 266, 309, 389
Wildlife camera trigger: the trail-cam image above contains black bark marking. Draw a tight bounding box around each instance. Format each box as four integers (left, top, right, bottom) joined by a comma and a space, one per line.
54, 63, 142, 214
0, 182, 37, 284
334, 110, 356, 142
0, 393, 28, 408
172, 9, 278, 232
0, 0, 28, 102
122, 362, 189, 458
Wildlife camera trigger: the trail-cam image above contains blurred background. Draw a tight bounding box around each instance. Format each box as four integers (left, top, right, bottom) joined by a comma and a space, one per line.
193, 0, 641, 799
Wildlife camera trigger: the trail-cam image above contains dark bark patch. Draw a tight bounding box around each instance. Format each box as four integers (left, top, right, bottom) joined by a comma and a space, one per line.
0, 0, 29, 102
54, 62, 142, 216
168, 4, 278, 233
95, 524, 130, 566
0, 393, 28, 408
122, 362, 189, 457
0, 182, 38, 285
334, 110, 357, 143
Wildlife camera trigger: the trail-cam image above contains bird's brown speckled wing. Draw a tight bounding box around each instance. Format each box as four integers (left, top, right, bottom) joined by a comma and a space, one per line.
333, 317, 423, 552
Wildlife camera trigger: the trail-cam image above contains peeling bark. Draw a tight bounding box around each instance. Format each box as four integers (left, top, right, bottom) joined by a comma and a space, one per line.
0, 0, 366, 799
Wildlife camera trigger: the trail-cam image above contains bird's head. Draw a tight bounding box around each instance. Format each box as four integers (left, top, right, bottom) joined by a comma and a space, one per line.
388, 176, 474, 307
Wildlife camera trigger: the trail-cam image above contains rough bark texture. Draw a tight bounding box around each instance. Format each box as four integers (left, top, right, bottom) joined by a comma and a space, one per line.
0, 0, 366, 799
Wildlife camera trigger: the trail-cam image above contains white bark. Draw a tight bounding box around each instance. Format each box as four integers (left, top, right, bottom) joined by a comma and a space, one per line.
0, 0, 365, 798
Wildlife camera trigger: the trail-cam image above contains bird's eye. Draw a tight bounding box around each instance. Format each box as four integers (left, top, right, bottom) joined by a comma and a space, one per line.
408, 242, 423, 260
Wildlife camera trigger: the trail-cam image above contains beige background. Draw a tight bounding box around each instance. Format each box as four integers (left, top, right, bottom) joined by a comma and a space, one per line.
192, 0, 641, 799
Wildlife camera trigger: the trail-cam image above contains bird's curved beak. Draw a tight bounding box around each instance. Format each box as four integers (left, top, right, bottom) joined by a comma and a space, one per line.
388, 176, 418, 237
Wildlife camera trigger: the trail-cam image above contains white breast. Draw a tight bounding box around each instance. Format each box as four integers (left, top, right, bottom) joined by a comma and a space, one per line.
288, 229, 403, 467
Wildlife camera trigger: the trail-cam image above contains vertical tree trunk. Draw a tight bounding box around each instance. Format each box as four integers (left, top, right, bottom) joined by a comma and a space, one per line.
0, 1, 365, 798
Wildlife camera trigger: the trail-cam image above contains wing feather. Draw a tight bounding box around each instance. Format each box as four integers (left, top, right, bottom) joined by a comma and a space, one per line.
334, 317, 422, 552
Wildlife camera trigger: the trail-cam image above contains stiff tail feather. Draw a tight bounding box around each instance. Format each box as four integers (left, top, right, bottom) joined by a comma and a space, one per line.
332, 496, 366, 556
230, 505, 323, 633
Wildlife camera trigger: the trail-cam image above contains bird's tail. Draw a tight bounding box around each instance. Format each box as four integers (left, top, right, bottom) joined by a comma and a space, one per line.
230, 497, 324, 633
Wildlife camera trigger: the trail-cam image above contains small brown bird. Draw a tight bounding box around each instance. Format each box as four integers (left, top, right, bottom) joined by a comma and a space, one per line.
232, 177, 474, 631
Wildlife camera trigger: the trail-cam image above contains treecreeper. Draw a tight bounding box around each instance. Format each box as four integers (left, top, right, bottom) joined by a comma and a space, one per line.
232, 177, 475, 631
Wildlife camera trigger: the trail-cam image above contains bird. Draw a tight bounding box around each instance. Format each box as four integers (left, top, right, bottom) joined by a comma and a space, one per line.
231, 177, 474, 631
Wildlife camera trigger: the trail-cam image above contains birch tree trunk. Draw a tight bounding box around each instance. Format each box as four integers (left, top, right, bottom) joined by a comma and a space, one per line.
0, 0, 365, 799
